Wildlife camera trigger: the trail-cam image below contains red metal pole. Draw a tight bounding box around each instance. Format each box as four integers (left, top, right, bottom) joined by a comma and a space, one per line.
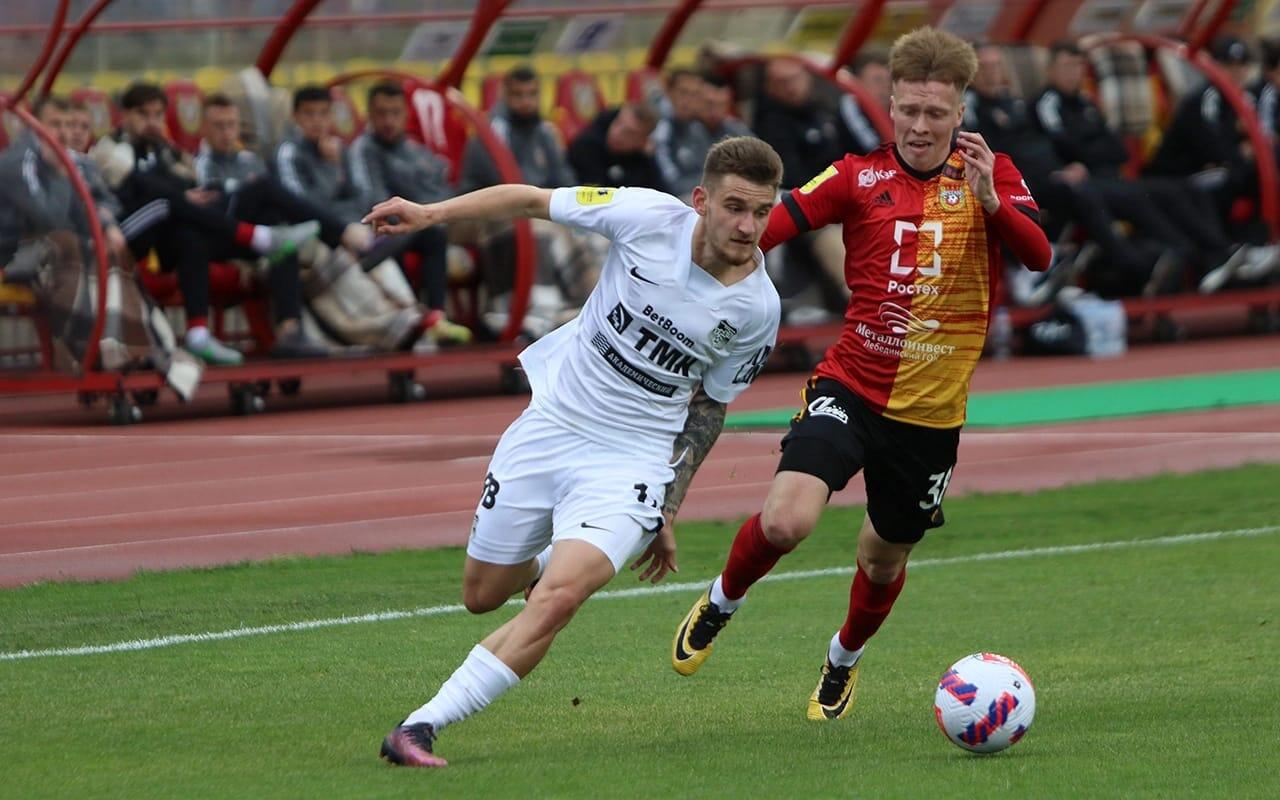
15, 0, 68, 104
438, 0, 516, 89
1177, 0, 1210, 40
38, 0, 117, 98
1187, 0, 1237, 56
1007, 0, 1052, 43
826, 0, 888, 77
646, 0, 705, 70
255, 0, 325, 81
0, 99, 113, 373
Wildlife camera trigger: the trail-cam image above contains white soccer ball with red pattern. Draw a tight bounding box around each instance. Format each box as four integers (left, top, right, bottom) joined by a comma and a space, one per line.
934, 652, 1036, 753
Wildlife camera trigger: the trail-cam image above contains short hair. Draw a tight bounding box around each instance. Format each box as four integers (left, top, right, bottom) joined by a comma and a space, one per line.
292, 85, 331, 111
504, 65, 538, 84
701, 136, 783, 191
620, 101, 660, 131
367, 82, 405, 107
889, 27, 978, 92
32, 95, 69, 118
702, 71, 731, 90
202, 92, 235, 112
1049, 40, 1084, 60
666, 68, 701, 89
68, 98, 89, 113
121, 82, 166, 111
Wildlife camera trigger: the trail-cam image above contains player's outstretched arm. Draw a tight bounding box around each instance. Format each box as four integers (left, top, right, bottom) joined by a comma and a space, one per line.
631, 388, 727, 584
361, 184, 554, 235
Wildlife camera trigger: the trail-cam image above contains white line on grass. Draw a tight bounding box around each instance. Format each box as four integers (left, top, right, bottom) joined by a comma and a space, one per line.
2, 524, 1277, 662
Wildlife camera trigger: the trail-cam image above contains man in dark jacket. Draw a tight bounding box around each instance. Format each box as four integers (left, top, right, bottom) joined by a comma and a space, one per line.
460, 66, 575, 193
1033, 41, 1256, 294
346, 83, 469, 341
91, 82, 326, 362
566, 102, 667, 191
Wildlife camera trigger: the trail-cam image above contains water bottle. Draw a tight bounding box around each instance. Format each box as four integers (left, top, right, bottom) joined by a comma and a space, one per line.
990, 306, 1013, 361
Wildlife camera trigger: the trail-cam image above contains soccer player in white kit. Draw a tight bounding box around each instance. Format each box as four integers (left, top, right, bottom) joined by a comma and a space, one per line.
362, 136, 784, 767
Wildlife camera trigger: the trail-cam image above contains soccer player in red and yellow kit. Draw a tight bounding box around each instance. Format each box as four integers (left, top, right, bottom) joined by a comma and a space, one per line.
671, 27, 1051, 720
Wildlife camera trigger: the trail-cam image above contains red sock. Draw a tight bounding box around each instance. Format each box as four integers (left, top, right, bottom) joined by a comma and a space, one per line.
187, 316, 208, 332
720, 513, 793, 600
233, 222, 256, 249
837, 564, 906, 652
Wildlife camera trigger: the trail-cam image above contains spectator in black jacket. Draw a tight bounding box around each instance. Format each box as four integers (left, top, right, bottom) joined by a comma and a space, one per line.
1033, 41, 1256, 294
90, 82, 326, 362
752, 57, 847, 314
567, 103, 667, 191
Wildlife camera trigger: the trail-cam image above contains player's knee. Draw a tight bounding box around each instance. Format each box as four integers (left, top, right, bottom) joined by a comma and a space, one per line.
760, 507, 814, 550
859, 554, 906, 584
526, 583, 588, 629
462, 584, 506, 615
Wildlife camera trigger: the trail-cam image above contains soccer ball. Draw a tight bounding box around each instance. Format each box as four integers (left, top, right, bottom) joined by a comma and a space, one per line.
934, 652, 1036, 754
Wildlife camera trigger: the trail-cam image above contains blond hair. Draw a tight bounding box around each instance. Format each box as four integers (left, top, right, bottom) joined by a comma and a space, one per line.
889, 27, 979, 92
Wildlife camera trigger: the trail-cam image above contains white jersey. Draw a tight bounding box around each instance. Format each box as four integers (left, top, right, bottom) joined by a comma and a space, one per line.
518, 186, 781, 460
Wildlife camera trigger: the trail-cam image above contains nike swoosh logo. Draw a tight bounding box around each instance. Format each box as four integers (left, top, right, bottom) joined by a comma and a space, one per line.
629, 266, 659, 285
580, 522, 610, 531
821, 684, 854, 719
673, 614, 696, 662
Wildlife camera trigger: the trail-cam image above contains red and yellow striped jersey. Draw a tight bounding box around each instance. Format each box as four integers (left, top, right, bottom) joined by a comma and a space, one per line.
764, 143, 1046, 429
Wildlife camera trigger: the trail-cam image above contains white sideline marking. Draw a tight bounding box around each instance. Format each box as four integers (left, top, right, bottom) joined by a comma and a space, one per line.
2, 525, 1277, 662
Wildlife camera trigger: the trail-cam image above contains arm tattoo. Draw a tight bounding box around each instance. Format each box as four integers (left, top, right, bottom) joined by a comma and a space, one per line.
663, 388, 727, 518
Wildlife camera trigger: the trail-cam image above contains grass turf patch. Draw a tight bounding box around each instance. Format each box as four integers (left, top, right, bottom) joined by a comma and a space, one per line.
2, 464, 1278, 798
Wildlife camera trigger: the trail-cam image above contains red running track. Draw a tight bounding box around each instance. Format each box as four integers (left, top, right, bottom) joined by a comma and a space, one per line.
1, 336, 1277, 587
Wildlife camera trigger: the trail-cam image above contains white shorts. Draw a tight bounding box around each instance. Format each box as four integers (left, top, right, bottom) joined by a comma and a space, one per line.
466, 406, 673, 573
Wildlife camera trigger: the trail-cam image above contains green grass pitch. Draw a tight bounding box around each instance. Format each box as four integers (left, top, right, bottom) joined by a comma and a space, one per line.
2, 464, 1278, 798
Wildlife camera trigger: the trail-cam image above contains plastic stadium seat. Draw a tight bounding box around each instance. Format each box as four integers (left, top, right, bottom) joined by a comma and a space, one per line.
553, 69, 606, 143
163, 79, 205, 153
403, 85, 468, 184
328, 85, 362, 143
69, 87, 120, 145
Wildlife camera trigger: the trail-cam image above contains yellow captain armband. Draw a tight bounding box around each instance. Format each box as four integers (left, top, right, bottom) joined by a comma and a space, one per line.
798, 165, 837, 195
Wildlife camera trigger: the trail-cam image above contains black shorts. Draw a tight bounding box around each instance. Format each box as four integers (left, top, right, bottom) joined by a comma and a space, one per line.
777, 378, 960, 544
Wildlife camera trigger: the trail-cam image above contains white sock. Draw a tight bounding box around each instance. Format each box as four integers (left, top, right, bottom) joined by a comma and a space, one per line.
403, 644, 519, 732
185, 326, 210, 345
531, 546, 552, 586
249, 225, 272, 254
827, 632, 863, 668
708, 574, 743, 613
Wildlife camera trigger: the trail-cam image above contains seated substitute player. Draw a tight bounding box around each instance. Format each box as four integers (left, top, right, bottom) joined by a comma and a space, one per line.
671, 27, 1051, 720
363, 136, 784, 767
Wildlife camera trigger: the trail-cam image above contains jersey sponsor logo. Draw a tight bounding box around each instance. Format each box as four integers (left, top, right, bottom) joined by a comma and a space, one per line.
806, 395, 849, 424
709, 319, 738, 348
591, 331, 679, 396
887, 279, 940, 296
608, 302, 634, 334
629, 265, 660, 285
633, 327, 697, 376
879, 301, 940, 335
640, 304, 696, 349
799, 164, 838, 194
576, 186, 616, 205
857, 167, 897, 188
1008, 194, 1034, 202
732, 345, 771, 385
